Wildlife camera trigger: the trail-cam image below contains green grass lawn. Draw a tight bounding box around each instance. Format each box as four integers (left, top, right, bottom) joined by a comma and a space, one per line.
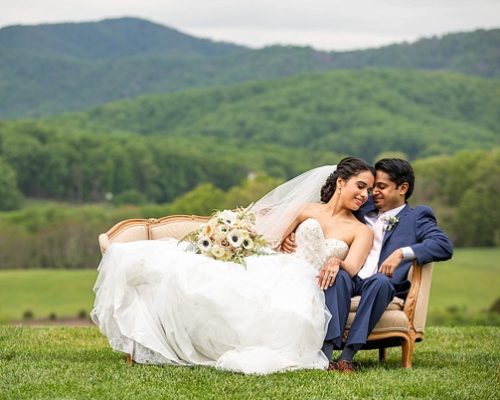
0, 269, 97, 323
430, 247, 499, 311
1, 248, 499, 325
0, 326, 498, 399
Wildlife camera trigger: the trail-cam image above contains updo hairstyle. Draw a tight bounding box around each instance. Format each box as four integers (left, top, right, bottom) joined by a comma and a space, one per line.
320, 157, 374, 203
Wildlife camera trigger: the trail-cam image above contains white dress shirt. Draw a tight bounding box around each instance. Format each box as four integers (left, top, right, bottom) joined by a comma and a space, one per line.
357, 204, 415, 279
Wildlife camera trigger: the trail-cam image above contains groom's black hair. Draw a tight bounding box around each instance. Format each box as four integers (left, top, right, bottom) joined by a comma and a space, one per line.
375, 158, 415, 200
321, 157, 374, 203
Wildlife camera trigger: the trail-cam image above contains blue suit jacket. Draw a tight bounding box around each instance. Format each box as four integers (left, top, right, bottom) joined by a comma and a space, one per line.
357, 199, 453, 297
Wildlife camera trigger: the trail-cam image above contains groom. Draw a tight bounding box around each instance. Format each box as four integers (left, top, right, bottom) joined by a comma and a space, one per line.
283, 158, 453, 372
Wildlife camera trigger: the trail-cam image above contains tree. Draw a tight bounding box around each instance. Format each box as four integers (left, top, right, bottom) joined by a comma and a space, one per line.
0, 158, 23, 210
113, 189, 147, 206
224, 174, 283, 209
454, 150, 500, 246
168, 183, 226, 216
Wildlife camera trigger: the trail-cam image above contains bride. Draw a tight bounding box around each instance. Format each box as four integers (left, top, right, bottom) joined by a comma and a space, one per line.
91, 157, 374, 374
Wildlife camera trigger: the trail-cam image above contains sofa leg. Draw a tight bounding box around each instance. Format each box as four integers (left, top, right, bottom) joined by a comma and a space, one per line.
401, 336, 414, 368
379, 347, 387, 363
126, 354, 135, 366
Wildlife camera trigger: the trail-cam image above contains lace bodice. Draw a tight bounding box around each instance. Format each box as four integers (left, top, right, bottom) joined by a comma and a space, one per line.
293, 218, 349, 270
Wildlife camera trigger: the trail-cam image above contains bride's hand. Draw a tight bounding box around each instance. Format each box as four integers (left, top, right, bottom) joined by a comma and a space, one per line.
317, 258, 341, 290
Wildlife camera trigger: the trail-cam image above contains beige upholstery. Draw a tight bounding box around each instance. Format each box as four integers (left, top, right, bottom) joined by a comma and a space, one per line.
98, 215, 433, 368
98, 215, 210, 254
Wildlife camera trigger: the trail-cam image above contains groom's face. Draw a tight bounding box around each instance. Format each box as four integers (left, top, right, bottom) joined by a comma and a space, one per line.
372, 171, 406, 212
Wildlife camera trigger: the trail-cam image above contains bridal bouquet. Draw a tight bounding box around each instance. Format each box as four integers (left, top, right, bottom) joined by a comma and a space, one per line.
183, 205, 269, 266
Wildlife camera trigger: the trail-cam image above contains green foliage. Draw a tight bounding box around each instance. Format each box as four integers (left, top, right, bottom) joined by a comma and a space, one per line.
0, 146, 498, 270
0, 122, 251, 203
112, 189, 147, 206
1, 17, 499, 118
223, 174, 284, 209
1, 69, 498, 207
168, 183, 226, 216
0, 157, 23, 210
413, 148, 500, 246
0, 326, 498, 399
45, 69, 500, 162
0, 173, 286, 268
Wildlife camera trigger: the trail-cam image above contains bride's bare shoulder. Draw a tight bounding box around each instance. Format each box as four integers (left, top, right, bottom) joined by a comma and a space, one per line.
353, 220, 373, 237
305, 202, 324, 212
299, 203, 323, 218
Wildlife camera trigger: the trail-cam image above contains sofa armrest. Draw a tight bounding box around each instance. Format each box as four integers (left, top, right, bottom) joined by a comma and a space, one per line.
98, 215, 210, 254
403, 261, 433, 334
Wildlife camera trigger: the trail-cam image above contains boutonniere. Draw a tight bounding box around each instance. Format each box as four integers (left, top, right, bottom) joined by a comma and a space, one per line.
383, 216, 400, 231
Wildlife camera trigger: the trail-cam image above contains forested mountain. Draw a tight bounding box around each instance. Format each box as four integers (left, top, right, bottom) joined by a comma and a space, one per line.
0, 69, 498, 207
0, 17, 498, 118
0, 17, 243, 58
49, 69, 500, 160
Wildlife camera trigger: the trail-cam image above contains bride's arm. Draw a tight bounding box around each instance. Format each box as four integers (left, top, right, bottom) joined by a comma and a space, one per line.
276, 205, 312, 250
339, 225, 373, 277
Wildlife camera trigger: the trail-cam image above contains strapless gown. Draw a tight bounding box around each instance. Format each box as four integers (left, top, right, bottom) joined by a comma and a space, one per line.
91, 218, 349, 374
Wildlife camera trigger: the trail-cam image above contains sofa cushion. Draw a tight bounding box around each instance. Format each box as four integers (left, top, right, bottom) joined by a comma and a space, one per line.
346, 309, 410, 333
350, 296, 404, 312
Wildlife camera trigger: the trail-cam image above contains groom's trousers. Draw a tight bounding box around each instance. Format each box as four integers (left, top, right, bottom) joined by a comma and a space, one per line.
324, 271, 395, 349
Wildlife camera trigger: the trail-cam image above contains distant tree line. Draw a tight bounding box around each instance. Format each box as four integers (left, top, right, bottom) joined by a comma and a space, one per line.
0, 121, 339, 208
0, 174, 281, 269
0, 148, 497, 269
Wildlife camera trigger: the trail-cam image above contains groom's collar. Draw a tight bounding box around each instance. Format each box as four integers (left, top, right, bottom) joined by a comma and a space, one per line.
379, 203, 406, 219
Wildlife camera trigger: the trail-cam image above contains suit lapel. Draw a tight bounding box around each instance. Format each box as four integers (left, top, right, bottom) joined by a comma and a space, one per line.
382, 204, 410, 247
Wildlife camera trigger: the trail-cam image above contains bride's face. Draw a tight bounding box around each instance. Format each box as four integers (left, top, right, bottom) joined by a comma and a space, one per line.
339, 170, 374, 210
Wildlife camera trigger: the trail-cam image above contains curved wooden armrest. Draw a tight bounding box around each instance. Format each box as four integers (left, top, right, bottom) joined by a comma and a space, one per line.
402, 260, 423, 324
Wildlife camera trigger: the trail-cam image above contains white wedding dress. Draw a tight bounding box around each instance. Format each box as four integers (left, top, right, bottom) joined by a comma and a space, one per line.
91, 218, 349, 374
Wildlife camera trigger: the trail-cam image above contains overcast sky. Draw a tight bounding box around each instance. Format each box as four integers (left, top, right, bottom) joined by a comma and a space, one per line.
1, 0, 499, 51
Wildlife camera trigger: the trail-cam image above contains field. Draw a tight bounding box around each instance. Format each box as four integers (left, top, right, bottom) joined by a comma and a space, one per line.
0, 248, 499, 325
0, 248, 499, 399
0, 325, 498, 399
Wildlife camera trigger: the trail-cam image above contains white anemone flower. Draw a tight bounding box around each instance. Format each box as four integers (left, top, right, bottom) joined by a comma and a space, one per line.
227, 229, 244, 248
211, 245, 226, 259
242, 237, 254, 250
218, 224, 230, 234
197, 236, 212, 252
219, 210, 238, 226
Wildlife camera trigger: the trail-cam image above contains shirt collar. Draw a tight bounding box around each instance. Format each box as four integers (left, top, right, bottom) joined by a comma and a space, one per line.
379, 204, 406, 219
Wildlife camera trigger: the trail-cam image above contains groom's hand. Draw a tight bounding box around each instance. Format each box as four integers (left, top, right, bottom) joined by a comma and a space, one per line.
280, 232, 297, 253
379, 249, 404, 277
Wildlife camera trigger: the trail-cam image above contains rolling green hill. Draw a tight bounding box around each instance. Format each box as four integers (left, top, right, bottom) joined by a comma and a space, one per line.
47, 69, 500, 160
1, 17, 498, 118
1, 68, 498, 210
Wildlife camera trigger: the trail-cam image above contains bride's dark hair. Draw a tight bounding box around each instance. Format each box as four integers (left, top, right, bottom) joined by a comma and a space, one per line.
320, 157, 374, 203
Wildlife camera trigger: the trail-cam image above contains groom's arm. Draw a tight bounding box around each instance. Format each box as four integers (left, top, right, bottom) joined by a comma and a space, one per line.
280, 232, 297, 253
379, 206, 453, 277
411, 205, 453, 264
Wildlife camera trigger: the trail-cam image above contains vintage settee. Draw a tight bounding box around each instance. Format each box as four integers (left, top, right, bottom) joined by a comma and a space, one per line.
98, 215, 434, 368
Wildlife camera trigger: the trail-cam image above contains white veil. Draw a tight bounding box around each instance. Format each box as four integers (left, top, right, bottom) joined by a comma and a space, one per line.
251, 165, 337, 247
